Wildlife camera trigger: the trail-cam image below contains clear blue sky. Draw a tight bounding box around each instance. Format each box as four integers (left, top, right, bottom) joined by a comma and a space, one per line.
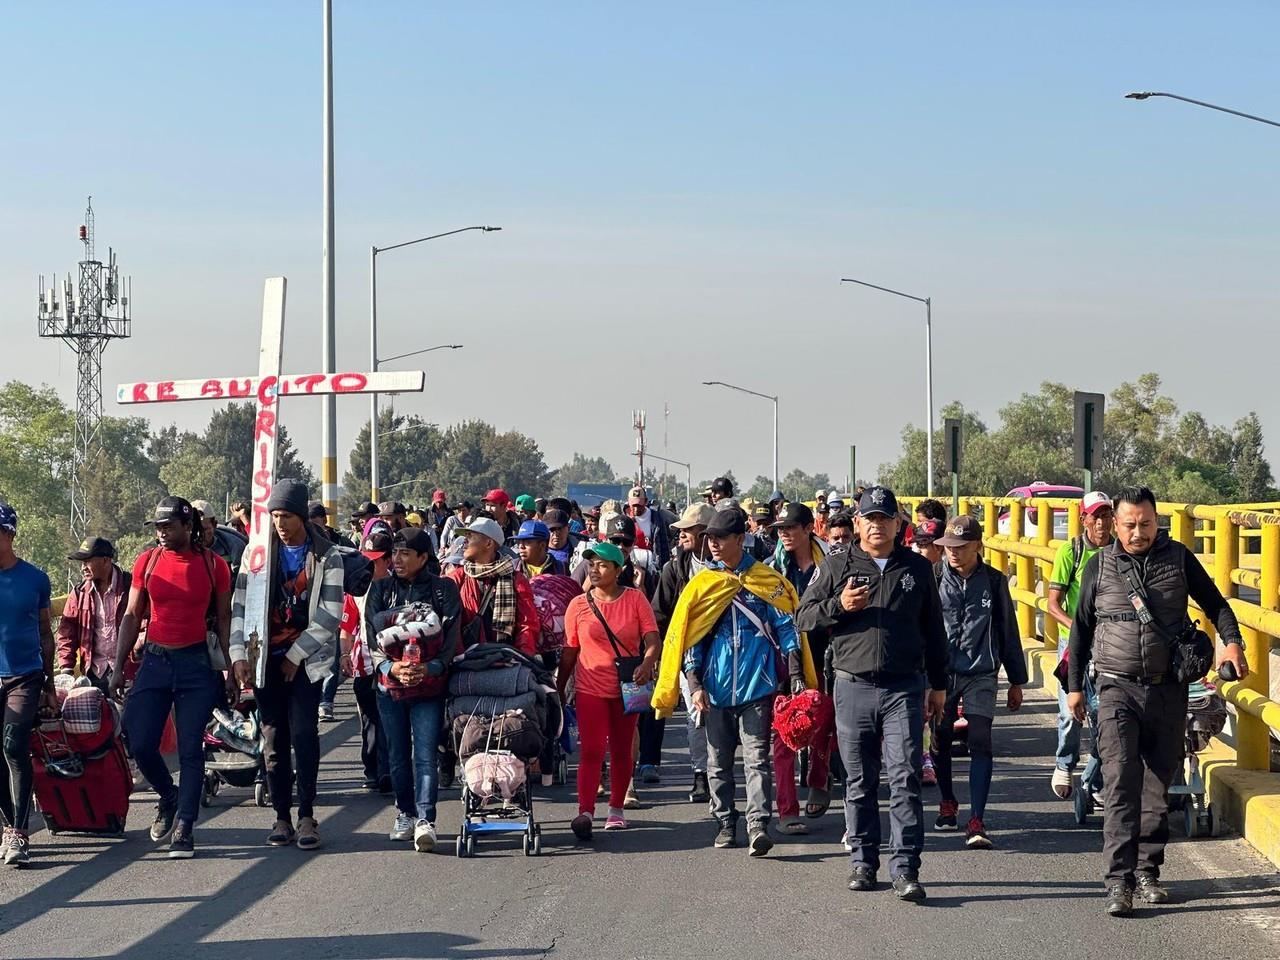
2, 1, 1277, 494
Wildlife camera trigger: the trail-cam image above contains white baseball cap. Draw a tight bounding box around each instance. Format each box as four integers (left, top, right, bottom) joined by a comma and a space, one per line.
1082, 491, 1113, 515
458, 516, 505, 546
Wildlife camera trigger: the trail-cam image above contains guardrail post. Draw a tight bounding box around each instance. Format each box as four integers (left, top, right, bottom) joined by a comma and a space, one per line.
983, 497, 1002, 571
1010, 501, 1035, 640
1037, 505, 1056, 650
1169, 505, 1194, 552
1067, 500, 1082, 541
1234, 520, 1276, 771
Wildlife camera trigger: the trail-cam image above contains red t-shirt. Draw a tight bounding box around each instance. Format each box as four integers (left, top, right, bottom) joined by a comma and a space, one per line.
134, 547, 231, 648
564, 587, 657, 699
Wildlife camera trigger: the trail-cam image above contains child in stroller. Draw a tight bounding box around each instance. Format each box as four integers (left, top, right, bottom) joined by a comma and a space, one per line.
202, 689, 268, 808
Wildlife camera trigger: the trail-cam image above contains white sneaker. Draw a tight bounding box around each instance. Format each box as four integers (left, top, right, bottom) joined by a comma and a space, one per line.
413, 820, 437, 853
389, 812, 415, 841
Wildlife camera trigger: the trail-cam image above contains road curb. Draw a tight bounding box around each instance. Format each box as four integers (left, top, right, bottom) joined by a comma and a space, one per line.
1019, 638, 1280, 870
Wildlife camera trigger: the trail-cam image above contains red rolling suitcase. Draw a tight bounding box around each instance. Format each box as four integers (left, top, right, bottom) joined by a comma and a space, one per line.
30, 695, 132, 837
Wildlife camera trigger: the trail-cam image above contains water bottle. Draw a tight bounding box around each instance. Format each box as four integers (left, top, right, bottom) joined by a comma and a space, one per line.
403, 638, 422, 666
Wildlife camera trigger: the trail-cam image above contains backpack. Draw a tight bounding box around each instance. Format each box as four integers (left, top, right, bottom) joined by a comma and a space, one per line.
528, 574, 582, 653
309, 522, 374, 597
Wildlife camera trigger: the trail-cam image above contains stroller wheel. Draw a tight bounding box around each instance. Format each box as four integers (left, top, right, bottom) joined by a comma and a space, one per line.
465, 834, 476, 857
555, 757, 568, 785
1183, 804, 1200, 838
254, 781, 269, 808
1073, 786, 1090, 825
532, 826, 543, 856
455, 835, 466, 859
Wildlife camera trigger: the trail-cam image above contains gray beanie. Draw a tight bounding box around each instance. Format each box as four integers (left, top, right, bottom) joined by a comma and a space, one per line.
266, 478, 310, 518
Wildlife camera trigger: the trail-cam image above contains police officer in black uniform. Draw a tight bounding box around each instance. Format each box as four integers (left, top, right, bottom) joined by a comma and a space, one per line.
1068, 486, 1248, 917
796, 485, 948, 902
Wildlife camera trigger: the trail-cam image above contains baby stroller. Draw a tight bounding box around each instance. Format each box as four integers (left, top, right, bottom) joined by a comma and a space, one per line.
1072, 670, 1103, 825
202, 690, 269, 808
447, 644, 559, 858
1171, 680, 1228, 838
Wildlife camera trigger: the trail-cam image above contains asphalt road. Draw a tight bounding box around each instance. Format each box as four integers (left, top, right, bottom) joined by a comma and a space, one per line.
2, 689, 1278, 960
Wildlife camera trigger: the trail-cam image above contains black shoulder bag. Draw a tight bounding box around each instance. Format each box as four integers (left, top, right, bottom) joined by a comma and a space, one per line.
585, 591, 653, 714
1119, 560, 1213, 684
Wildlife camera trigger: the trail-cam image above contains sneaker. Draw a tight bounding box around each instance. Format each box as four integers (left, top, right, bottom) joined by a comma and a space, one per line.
267, 819, 296, 846
0, 828, 9, 860
891, 874, 926, 902
1135, 874, 1170, 904
1052, 767, 1074, 800
150, 796, 178, 842
921, 756, 937, 786
361, 777, 379, 791
965, 817, 993, 849
296, 817, 320, 851
622, 784, 641, 810
389, 812, 415, 841
318, 702, 336, 722
1105, 883, 1134, 917
935, 800, 959, 831
638, 764, 660, 784
168, 821, 195, 859
748, 828, 773, 858
847, 866, 876, 891
3, 829, 29, 868
713, 822, 738, 848
604, 815, 628, 831
571, 814, 593, 841
688, 772, 710, 803
413, 820, 437, 852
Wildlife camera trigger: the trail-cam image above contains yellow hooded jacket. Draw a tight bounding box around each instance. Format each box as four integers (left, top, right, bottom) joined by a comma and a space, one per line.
651, 562, 818, 718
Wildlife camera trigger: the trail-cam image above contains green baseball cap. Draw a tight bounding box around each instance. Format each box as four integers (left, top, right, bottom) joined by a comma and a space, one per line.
515, 494, 537, 512
582, 540, 625, 568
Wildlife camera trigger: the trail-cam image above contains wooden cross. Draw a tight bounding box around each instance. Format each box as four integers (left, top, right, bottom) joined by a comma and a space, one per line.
116, 277, 424, 682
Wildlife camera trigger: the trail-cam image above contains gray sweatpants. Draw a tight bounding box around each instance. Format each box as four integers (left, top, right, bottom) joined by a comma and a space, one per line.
705, 696, 774, 830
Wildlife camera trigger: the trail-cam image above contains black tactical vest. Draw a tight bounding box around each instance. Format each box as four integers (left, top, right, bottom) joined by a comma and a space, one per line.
1092, 533, 1187, 680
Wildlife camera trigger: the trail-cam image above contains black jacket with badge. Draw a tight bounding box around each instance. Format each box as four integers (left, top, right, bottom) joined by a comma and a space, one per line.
796, 542, 949, 690
936, 560, 1027, 683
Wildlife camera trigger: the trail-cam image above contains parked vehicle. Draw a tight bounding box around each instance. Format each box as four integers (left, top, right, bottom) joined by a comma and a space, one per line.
996, 482, 1084, 540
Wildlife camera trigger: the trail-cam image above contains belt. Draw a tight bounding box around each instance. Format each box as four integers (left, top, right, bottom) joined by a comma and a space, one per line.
834, 668, 914, 684
1098, 670, 1169, 686
144, 641, 207, 658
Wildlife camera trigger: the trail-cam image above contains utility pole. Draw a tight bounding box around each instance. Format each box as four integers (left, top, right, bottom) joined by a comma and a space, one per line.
38, 197, 132, 543
633, 409, 647, 487
320, 0, 338, 515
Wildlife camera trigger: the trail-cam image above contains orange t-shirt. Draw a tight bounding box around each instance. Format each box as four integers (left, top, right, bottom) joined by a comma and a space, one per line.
564, 588, 657, 699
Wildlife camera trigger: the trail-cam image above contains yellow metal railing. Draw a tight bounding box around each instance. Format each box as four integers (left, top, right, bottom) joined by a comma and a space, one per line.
901, 494, 1280, 772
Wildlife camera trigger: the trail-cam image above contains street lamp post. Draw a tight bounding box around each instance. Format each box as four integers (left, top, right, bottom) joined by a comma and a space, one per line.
840, 277, 934, 496
1125, 91, 1280, 129
369, 344, 463, 500
369, 225, 500, 501
700, 381, 778, 492
637, 451, 692, 508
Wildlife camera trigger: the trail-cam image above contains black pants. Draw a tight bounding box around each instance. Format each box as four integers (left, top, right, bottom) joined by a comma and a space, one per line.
352, 675, 388, 782
0, 673, 42, 831
637, 711, 666, 766
1096, 676, 1187, 886
257, 654, 323, 821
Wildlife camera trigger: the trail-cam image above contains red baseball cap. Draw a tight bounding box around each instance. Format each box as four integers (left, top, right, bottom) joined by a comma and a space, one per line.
482, 488, 510, 505
432, 488, 447, 504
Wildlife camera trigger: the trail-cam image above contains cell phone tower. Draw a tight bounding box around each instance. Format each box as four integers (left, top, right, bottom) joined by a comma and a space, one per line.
36, 197, 132, 541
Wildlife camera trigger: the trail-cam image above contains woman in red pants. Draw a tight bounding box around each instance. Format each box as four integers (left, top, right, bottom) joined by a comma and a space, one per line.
557, 541, 659, 840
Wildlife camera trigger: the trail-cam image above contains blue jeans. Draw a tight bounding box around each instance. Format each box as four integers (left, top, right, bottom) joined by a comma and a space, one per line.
834, 673, 925, 878
321, 644, 344, 705
124, 644, 222, 825
1055, 637, 1081, 772
377, 692, 444, 823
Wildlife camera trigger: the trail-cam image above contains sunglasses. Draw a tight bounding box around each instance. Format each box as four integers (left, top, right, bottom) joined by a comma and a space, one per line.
609, 537, 634, 547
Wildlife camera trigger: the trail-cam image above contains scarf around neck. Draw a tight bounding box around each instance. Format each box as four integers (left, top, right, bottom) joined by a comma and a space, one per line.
464, 556, 517, 642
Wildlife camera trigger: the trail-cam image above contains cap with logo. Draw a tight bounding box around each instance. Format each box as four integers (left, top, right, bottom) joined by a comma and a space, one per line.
582, 540, 625, 568
1082, 491, 1114, 515
627, 486, 647, 505
710, 477, 734, 497
671, 503, 715, 530
543, 508, 570, 529
69, 536, 116, 561
154, 496, 194, 525
857, 486, 899, 518
378, 501, 407, 517
0, 501, 16, 535
351, 500, 379, 520
934, 515, 983, 547
606, 515, 638, 543
705, 508, 747, 538
190, 499, 217, 521
512, 520, 550, 542
392, 527, 435, 554
361, 529, 394, 559
515, 494, 537, 513
482, 488, 511, 506
459, 516, 506, 546
751, 503, 774, 522
771, 502, 814, 529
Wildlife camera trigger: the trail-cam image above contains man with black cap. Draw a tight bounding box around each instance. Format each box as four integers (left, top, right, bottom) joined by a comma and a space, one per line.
112, 496, 241, 860
309, 500, 354, 548
379, 501, 410, 533
191, 500, 248, 576
708, 477, 734, 504
57, 537, 131, 691
796, 485, 948, 901
750, 502, 778, 556
931, 515, 1026, 849
543, 507, 580, 570
230, 479, 346, 852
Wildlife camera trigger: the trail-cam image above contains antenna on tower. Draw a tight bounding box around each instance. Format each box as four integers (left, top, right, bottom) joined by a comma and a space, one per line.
37, 196, 132, 546
633, 409, 647, 486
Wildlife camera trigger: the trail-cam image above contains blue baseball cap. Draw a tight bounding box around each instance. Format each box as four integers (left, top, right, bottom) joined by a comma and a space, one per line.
511, 520, 550, 542
0, 501, 16, 535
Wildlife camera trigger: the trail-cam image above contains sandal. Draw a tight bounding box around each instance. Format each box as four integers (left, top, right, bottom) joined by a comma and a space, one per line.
296, 817, 321, 851
267, 820, 295, 846
622, 785, 641, 810
805, 787, 831, 819
779, 816, 809, 835
1051, 768, 1074, 800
